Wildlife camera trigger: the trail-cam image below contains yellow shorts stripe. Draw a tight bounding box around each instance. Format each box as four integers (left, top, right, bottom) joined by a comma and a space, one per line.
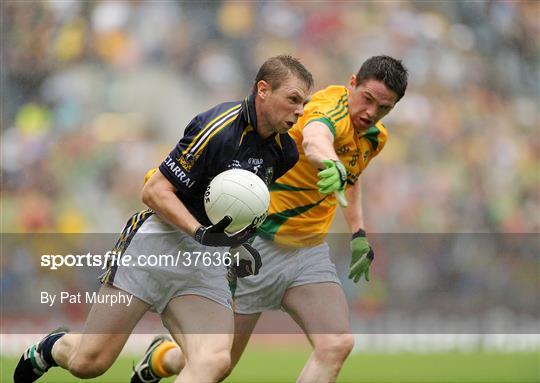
100, 209, 153, 284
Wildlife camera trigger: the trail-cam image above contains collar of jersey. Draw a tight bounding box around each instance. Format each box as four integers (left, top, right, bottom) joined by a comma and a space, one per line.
242, 94, 258, 129
242, 94, 278, 145
242, 124, 278, 146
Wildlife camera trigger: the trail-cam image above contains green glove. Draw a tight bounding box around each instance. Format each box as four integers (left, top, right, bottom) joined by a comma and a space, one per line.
317, 159, 348, 207
349, 229, 374, 283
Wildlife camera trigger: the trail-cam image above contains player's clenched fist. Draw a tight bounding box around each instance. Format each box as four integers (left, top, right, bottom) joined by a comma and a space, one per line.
349, 229, 374, 283
317, 159, 348, 207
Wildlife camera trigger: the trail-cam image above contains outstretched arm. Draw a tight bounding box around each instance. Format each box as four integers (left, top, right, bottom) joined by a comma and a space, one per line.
302, 121, 338, 167
303, 121, 348, 207
341, 177, 364, 233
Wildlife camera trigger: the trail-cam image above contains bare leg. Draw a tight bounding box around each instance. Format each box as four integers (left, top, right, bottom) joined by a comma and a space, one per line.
161, 295, 234, 383
230, 313, 261, 369
52, 284, 150, 378
148, 311, 260, 380
222, 312, 261, 380
282, 283, 355, 383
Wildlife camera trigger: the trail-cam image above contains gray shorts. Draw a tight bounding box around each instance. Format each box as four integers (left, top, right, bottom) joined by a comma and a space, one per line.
102, 212, 232, 314
234, 236, 341, 314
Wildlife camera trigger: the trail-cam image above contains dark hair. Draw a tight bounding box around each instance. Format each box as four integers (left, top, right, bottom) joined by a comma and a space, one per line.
355, 55, 408, 101
252, 55, 314, 94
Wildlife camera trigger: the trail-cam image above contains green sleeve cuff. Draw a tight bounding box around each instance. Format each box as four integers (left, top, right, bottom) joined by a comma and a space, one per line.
309, 117, 336, 138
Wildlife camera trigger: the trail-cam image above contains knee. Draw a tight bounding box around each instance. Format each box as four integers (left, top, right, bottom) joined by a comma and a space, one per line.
313, 333, 355, 363
220, 348, 242, 380
220, 361, 235, 382
190, 349, 231, 380
208, 350, 231, 378
68, 353, 112, 379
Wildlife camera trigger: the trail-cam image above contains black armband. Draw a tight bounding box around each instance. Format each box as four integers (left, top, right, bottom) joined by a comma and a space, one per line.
352, 228, 367, 239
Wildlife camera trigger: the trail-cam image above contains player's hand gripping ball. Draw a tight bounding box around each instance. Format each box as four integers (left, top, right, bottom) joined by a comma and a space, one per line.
194, 216, 254, 247
204, 169, 270, 233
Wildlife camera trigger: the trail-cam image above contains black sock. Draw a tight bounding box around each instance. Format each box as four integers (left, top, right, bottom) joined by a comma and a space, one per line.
39, 333, 64, 367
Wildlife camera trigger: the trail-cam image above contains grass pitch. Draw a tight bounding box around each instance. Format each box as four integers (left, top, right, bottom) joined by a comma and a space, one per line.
2, 347, 538, 382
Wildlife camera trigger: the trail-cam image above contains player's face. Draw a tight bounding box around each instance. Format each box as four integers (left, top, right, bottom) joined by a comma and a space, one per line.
259, 76, 311, 135
348, 76, 398, 131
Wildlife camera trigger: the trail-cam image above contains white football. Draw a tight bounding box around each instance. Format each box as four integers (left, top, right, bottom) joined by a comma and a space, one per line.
204, 169, 270, 234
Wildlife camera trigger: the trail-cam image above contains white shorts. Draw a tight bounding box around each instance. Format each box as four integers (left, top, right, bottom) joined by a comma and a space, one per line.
101, 212, 232, 314
234, 236, 341, 314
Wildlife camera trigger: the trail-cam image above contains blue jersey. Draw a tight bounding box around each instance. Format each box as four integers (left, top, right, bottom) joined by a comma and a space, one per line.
159, 94, 299, 226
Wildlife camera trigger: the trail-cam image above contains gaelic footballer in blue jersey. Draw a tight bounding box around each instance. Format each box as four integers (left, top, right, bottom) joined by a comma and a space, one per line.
158, 93, 300, 228
14, 55, 313, 383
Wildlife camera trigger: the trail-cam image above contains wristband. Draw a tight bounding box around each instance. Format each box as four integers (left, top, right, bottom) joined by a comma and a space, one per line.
193, 226, 205, 243
352, 228, 366, 239
332, 160, 347, 187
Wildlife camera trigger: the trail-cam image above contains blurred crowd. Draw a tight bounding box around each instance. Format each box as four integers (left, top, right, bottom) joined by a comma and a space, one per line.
1, 1, 538, 324
2, 0, 538, 233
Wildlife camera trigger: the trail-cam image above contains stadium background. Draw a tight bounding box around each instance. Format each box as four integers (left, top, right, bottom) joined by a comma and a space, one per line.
1, 1, 538, 382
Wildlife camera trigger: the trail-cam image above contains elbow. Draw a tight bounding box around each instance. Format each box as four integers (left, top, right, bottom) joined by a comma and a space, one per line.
142, 183, 157, 210
304, 150, 323, 170
302, 138, 318, 164
302, 136, 313, 156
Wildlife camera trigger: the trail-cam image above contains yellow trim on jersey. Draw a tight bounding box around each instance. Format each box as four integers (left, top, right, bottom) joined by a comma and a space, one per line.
244, 96, 251, 125
192, 113, 239, 159
239, 125, 254, 147
181, 104, 241, 157
275, 133, 283, 149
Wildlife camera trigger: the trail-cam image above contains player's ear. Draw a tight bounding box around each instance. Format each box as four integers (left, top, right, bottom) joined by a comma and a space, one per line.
349, 75, 357, 89
257, 80, 271, 99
